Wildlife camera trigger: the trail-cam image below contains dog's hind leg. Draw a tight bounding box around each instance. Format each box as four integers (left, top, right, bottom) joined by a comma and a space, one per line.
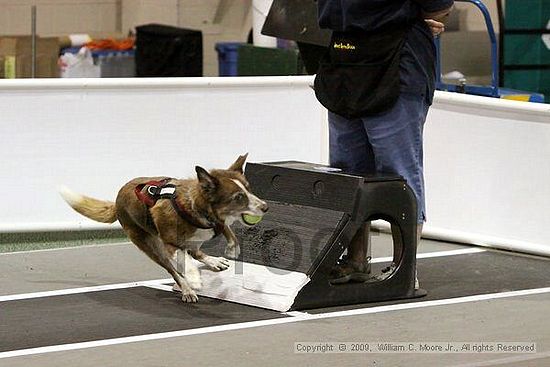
172, 249, 202, 291
126, 230, 199, 303
164, 244, 201, 290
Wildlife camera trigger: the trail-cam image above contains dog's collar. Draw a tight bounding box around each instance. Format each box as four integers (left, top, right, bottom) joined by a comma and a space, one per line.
169, 195, 224, 234
135, 179, 224, 235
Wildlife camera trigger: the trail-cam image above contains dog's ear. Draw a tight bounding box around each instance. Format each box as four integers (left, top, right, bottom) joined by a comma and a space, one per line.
196, 166, 218, 194
228, 153, 248, 173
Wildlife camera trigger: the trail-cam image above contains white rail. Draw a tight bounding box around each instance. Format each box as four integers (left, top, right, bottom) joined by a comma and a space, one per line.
1, 77, 549, 258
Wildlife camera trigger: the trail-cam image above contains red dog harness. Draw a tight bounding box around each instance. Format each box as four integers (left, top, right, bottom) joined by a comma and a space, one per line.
134, 178, 224, 235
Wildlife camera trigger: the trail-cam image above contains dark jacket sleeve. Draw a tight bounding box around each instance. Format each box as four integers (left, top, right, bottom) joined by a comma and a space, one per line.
415, 0, 454, 13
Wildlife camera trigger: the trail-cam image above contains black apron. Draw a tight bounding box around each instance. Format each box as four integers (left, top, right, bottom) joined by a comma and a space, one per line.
314, 25, 409, 119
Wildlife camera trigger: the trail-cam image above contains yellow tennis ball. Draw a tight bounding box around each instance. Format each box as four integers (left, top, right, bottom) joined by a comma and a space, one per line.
242, 214, 262, 225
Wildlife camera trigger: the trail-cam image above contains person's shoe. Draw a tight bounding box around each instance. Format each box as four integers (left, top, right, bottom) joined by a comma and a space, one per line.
376, 263, 420, 290
329, 255, 371, 284
375, 263, 396, 282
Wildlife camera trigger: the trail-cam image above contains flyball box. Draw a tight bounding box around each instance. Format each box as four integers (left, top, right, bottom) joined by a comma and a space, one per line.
201, 161, 426, 311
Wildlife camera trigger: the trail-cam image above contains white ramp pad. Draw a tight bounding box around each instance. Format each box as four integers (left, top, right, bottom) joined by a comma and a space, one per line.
198, 261, 309, 312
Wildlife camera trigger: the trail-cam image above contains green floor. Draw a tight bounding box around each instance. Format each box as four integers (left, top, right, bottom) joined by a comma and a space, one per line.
0, 229, 127, 253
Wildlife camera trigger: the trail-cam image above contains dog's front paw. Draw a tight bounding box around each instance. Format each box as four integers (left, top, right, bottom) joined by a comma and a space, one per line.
173, 280, 201, 292
181, 289, 198, 303
224, 244, 240, 259
203, 255, 231, 271
172, 282, 181, 292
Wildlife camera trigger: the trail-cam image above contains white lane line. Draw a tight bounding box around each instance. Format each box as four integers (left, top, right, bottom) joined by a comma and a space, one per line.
0, 244, 483, 257
2, 286, 550, 360
0, 278, 172, 302
145, 284, 174, 292
284, 311, 310, 317
371, 247, 486, 263
0, 247, 486, 301
0, 241, 132, 256
140, 248, 487, 295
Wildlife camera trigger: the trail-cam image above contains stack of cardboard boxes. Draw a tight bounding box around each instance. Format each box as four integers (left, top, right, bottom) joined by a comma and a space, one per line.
0, 36, 60, 78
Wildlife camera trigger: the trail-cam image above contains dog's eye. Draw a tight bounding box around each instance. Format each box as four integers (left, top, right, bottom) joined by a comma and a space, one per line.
235, 192, 246, 202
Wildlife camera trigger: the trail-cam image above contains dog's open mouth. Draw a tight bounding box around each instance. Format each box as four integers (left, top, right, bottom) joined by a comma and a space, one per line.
241, 213, 263, 226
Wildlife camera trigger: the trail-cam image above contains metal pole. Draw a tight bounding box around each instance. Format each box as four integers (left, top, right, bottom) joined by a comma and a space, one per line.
31, 5, 37, 78
176, 0, 181, 27
496, 0, 505, 87
456, 0, 500, 96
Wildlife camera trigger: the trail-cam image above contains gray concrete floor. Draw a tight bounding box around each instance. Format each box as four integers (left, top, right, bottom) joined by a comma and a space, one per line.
0, 232, 466, 295
0, 242, 166, 295
1, 234, 549, 367
2, 293, 548, 367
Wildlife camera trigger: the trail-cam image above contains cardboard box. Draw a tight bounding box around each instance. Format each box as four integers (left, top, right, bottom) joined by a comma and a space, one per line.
0, 36, 60, 78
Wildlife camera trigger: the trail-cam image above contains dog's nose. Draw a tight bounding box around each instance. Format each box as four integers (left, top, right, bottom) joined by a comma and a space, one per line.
261, 202, 269, 213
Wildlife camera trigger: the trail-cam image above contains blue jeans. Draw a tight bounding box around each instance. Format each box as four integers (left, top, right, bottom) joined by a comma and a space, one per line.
329, 92, 429, 222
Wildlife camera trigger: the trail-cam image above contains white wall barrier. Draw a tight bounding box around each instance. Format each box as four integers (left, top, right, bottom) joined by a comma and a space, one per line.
424, 92, 550, 256
0, 77, 327, 232
1, 76, 549, 256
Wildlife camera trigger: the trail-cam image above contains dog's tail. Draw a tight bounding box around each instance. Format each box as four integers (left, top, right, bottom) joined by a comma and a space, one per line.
58, 186, 117, 224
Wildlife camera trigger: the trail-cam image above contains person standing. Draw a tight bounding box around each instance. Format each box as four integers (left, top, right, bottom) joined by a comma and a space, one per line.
314, 0, 454, 284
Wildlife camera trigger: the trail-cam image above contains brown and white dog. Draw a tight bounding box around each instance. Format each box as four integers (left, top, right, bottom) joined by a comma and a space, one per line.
60, 154, 268, 303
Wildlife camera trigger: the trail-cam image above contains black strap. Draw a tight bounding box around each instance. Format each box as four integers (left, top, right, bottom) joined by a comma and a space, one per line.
169, 198, 211, 230
148, 182, 223, 235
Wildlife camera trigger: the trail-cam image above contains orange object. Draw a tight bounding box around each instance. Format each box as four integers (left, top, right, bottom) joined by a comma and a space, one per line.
85, 38, 134, 51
